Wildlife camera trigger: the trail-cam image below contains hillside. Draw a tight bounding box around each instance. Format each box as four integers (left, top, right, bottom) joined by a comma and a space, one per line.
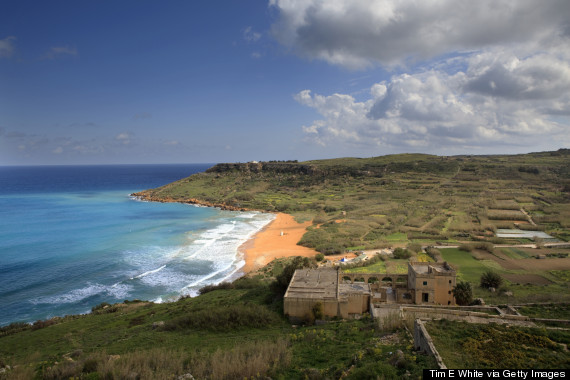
0, 260, 437, 379
134, 150, 570, 254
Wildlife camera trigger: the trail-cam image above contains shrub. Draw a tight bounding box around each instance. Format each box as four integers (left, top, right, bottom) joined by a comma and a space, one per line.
198, 281, 234, 295
315, 253, 325, 262
393, 248, 412, 259
425, 247, 443, 262
163, 304, 279, 332
453, 281, 473, 306
312, 302, 324, 320
480, 270, 503, 289
271, 256, 316, 296
407, 243, 422, 253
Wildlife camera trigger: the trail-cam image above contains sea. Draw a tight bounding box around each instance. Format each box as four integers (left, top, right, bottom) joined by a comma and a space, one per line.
0, 164, 275, 326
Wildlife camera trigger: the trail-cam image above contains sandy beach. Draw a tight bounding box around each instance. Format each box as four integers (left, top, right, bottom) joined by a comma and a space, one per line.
240, 213, 318, 273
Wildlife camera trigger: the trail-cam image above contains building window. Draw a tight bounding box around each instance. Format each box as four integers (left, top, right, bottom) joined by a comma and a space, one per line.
448, 291, 451, 294
449, 280, 452, 284
423, 281, 427, 285
422, 293, 429, 302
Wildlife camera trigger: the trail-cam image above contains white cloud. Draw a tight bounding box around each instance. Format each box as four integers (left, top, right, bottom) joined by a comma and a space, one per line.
243, 26, 262, 43
269, 0, 570, 69
296, 61, 569, 151
42, 46, 78, 60
115, 132, 135, 146
275, 0, 570, 152
0, 36, 16, 58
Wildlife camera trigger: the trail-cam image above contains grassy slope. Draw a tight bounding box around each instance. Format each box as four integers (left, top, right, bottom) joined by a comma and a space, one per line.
0, 276, 436, 379
136, 150, 570, 254
426, 319, 570, 368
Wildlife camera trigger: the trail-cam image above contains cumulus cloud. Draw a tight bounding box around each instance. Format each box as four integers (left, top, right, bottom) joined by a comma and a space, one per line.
296, 60, 569, 151
269, 0, 570, 69
42, 46, 78, 60
0, 36, 16, 58
275, 0, 570, 152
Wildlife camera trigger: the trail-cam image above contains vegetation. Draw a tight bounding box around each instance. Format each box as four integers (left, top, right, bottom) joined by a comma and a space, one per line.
480, 270, 503, 289
134, 150, 570, 252
0, 259, 437, 379
426, 319, 570, 368
453, 281, 473, 306
3, 150, 570, 377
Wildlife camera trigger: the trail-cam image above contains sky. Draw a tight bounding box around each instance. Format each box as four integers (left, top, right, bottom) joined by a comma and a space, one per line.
1, 0, 569, 165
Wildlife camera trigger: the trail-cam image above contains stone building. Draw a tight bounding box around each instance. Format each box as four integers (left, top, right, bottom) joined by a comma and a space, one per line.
283, 262, 456, 321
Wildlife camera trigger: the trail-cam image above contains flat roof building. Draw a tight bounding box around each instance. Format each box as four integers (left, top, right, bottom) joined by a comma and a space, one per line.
283, 262, 457, 321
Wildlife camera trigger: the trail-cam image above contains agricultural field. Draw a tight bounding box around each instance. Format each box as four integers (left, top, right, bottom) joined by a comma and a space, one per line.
439, 247, 570, 303
135, 150, 570, 253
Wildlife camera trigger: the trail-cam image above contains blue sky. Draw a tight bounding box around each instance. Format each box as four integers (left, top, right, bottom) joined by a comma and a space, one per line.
1, 1, 569, 165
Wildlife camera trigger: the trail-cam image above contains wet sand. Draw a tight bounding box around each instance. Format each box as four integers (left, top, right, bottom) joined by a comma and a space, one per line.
240, 213, 318, 273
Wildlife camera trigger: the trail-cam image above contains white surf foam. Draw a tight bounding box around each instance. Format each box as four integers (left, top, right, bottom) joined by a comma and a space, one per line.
31, 282, 133, 305
131, 265, 167, 280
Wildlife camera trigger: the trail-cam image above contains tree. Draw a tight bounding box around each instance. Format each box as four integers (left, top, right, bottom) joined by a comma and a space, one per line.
407, 243, 422, 254
271, 256, 316, 296
393, 248, 412, 259
452, 281, 473, 306
480, 270, 503, 289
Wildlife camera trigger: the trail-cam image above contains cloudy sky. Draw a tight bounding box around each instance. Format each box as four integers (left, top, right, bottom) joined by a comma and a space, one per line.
1, 0, 569, 165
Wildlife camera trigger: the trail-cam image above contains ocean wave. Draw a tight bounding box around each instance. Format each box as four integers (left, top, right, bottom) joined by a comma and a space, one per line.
130, 265, 167, 280
31, 282, 133, 305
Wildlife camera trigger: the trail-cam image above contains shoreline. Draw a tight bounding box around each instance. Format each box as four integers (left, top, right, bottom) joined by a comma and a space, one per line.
131, 191, 255, 212
239, 213, 318, 273
131, 192, 319, 274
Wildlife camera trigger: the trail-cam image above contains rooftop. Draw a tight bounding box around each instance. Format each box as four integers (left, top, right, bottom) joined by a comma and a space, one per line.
285, 268, 338, 300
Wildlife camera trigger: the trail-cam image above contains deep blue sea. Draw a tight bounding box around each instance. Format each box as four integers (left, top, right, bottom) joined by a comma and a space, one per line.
0, 165, 274, 326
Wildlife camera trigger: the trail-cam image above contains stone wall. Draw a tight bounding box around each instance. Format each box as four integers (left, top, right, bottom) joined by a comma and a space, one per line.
413, 319, 446, 369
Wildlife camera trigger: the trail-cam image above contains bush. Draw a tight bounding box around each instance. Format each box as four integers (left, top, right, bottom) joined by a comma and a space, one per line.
407, 243, 422, 253
271, 256, 316, 296
199, 281, 234, 295
393, 248, 412, 259
163, 304, 279, 332
315, 253, 325, 262
425, 247, 443, 262
453, 281, 473, 306
480, 270, 503, 289
312, 302, 324, 320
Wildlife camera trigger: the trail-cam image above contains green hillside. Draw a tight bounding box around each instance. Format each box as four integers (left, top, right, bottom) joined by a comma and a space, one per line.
135, 150, 570, 253
0, 265, 436, 379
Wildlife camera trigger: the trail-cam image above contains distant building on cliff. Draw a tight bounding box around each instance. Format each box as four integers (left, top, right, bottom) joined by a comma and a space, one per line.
283, 262, 456, 321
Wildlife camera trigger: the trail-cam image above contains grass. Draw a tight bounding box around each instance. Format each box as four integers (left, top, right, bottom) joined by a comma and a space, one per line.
439, 248, 498, 283
344, 260, 387, 273
516, 304, 570, 320
0, 282, 437, 379
134, 151, 570, 253
426, 319, 570, 369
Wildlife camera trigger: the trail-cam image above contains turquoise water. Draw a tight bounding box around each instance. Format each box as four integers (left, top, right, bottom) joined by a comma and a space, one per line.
0, 165, 274, 325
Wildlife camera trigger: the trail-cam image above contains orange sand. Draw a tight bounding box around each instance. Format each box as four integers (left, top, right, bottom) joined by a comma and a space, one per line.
240, 213, 318, 273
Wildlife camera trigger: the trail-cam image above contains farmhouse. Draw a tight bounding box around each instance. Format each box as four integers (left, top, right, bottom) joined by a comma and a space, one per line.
284, 262, 456, 321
